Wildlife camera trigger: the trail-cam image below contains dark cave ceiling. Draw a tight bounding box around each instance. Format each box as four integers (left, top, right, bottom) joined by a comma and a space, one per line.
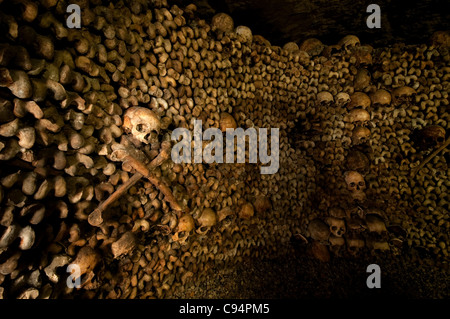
172, 0, 450, 47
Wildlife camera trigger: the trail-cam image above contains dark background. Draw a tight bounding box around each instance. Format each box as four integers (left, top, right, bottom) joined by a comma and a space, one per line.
173, 0, 450, 47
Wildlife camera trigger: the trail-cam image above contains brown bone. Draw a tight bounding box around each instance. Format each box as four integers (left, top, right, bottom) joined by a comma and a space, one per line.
88, 141, 180, 226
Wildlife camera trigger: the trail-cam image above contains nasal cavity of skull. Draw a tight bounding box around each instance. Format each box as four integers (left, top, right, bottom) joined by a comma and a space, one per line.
136, 123, 150, 138
331, 225, 343, 236
331, 225, 338, 232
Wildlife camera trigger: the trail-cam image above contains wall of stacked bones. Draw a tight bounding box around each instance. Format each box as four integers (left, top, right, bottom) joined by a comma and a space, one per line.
0, 0, 449, 299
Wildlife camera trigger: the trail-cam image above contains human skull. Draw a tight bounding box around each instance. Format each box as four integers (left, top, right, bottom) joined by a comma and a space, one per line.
430, 30, 450, 47
346, 235, 365, 256
417, 125, 445, 149
346, 216, 367, 233
344, 171, 366, 191
386, 224, 406, 251
283, 41, 300, 53
172, 213, 194, 244
338, 35, 360, 49
295, 50, 311, 66
328, 206, 348, 219
238, 202, 254, 220
321, 44, 342, 58
71, 246, 100, 288
329, 234, 345, 246
253, 34, 271, 47
365, 214, 387, 234
306, 218, 330, 243
392, 86, 416, 105
235, 25, 252, 43
352, 126, 371, 145
371, 89, 392, 107
253, 195, 272, 214
367, 240, 390, 251
111, 232, 136, 259
365, 207, 387, 220
196, 208, 217, 235
217, 206, 234, 223
211, 13, 234, 33
317, 91, 334, 106
353, 70, 371, 91
328, 234, 346, 256
219, 112, 237, 132
354, 45, 373, 65
345, 149, 369, 173
335, 92, 350, 107
299, 38, 324, 56
346, 108, 370, 126
344, 171, 366, 201
326, 217, 346, 237
122, 107, 160, 144
310, 241, 330, 262
348, 92, 371, 109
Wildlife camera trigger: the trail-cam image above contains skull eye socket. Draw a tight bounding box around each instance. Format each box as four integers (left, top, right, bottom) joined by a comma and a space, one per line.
178, 231, 186, 238
350, 182, 356, 188
437, 137, 444, 143
136, 124, 147, 132
331, 226, 337, 231
358, 181, 365, 186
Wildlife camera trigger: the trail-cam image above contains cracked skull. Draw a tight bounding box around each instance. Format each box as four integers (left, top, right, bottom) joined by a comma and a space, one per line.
122, 106, 161, 144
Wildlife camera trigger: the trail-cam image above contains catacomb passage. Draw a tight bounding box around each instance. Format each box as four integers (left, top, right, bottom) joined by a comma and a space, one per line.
0, 0, 449, 299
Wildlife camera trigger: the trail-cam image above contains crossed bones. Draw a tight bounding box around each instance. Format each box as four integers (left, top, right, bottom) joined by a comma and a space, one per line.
88, 138, 185, 227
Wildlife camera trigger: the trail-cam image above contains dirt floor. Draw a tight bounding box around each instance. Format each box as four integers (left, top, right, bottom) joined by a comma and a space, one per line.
174, 245, 450, 299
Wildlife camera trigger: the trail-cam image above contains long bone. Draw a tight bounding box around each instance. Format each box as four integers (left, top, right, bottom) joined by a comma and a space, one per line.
88, 141, 184, 226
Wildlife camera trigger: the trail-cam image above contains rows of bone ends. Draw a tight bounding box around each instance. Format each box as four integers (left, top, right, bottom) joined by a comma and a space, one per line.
0, 0, 449, 299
